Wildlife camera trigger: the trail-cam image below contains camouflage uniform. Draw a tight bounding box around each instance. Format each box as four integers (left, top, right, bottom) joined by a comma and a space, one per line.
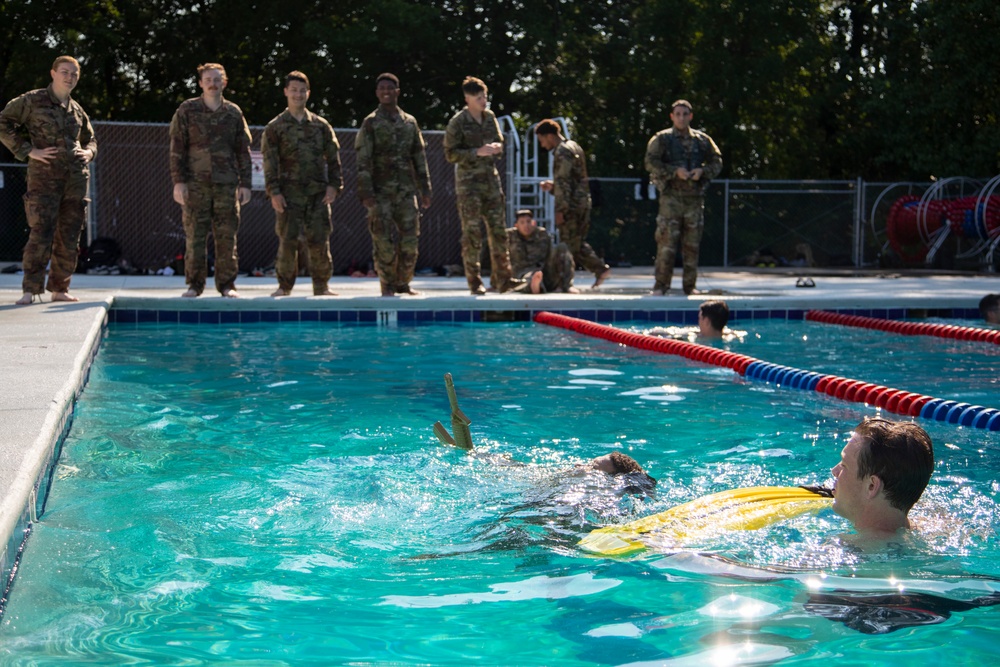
507, 225, 574, 293
551, 139, 608, 279
355, 106, 431, 293
444, 107, 514, 291
645, 127, 722, 294
0, 85, 96, 295
261, 109, 343, 294
169, 97, 252, 295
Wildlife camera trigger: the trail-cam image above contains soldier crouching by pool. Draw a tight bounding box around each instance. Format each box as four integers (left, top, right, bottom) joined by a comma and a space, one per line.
507, 209, 579, 294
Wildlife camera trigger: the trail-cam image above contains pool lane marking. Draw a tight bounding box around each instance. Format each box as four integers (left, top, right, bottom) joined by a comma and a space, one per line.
806, 310, 1000, 345
533, 311, 1000, 431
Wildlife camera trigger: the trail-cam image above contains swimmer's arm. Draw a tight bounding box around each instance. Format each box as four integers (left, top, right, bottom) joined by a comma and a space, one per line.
433, 421, 457, 447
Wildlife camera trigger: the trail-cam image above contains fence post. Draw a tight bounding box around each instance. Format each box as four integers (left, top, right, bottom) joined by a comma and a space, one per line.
853, 176, 863, 267
87, 162, 97, 249
723, 179, 730, 267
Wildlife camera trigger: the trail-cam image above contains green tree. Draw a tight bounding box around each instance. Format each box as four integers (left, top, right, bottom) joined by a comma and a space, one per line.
3, 0, 1000, 179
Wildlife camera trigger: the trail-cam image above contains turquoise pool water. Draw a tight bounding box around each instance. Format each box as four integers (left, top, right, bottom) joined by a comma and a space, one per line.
2, 320, 999, 665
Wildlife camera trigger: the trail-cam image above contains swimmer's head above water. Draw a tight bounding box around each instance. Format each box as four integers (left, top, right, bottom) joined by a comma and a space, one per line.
698, 300, 729, 337
831, 417, 934, 538
589, 451, 646, 475
587, 451, 657, 493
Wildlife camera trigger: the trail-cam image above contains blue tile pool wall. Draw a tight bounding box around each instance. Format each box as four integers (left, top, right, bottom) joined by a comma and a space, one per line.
112, 309, 382, 325
106, 307, 983, 326
0, 524, 27, 616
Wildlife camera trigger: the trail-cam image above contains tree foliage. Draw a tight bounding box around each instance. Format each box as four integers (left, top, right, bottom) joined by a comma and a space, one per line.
2, 0, 998, 180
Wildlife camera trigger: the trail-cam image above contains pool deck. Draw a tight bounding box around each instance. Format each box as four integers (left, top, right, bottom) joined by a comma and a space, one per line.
1, 265, 998, 604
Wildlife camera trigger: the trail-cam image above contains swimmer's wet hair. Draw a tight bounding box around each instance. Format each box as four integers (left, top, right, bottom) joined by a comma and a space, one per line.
979, 293, 1000, 319
853, 417, 933, 512
607, 452, 644, 475
699, 299, 729, 332
607, 452, 658, 492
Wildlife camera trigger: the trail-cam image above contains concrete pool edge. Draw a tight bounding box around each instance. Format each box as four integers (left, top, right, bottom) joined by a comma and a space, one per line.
0, 301, 109, 611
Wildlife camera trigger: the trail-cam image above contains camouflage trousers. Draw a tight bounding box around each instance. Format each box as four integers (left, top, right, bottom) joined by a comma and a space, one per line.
21, 167, 89, 294
274, 189, 333, 294
367, 190, 420, 291
457, 187, 513, 290
557, 206, 607, 277
183, 182, 241, 295
654, 195, 705, 294
515, 242, 575, 292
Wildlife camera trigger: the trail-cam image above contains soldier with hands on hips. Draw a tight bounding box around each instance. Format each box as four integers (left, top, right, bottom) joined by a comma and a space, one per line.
1, 55, 97, 305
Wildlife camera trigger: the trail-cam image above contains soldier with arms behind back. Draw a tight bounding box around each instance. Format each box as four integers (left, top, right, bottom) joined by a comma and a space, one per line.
261, 71, 343, 297
0, 56, 97, 305
169, 62, 252, 298
355, 73, 432, 297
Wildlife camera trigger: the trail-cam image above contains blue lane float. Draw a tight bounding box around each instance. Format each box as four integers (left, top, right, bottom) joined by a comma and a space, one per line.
533, 311, 1000, 431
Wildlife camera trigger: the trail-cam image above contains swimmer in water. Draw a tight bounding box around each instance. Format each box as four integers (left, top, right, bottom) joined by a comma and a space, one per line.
432, 373, 656, 493
647, 299, 742, 341
585, 451, 657, 494
980, 293, 1000, 324
828, 417, 934, 542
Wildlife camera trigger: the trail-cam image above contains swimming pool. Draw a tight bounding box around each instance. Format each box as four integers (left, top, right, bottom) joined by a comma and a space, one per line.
2, 320, 998, 664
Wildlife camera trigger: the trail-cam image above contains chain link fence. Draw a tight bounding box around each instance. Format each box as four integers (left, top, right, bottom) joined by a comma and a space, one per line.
1, 122, 471, 273
583, 178, 989, 270
586, 179, 864, 269
0, 123, 984, 272
0, 162, 28, 262
85, 122, 470, 275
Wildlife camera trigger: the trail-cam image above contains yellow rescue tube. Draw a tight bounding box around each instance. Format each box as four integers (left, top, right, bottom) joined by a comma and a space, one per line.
579, 486, 833, 556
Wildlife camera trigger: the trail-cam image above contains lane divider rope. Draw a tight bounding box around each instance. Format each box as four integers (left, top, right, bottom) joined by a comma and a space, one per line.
534, 311, 1000, 431
806, 310, 1000, 345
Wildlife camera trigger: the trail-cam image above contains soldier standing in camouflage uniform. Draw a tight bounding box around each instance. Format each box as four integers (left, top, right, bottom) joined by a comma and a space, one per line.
645, 99, 722, 295
261, 71, 343, 297
536, 119, 611, 289
169, 62, 252, 298
507, 209, 578, 294
444, 76, 519, 295
0, 56, 96, 305
355, 73, 432, 297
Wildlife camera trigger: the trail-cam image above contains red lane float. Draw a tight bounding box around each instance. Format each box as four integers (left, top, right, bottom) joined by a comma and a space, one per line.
533, 311, 1000, 431
806, 310, 999, 346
